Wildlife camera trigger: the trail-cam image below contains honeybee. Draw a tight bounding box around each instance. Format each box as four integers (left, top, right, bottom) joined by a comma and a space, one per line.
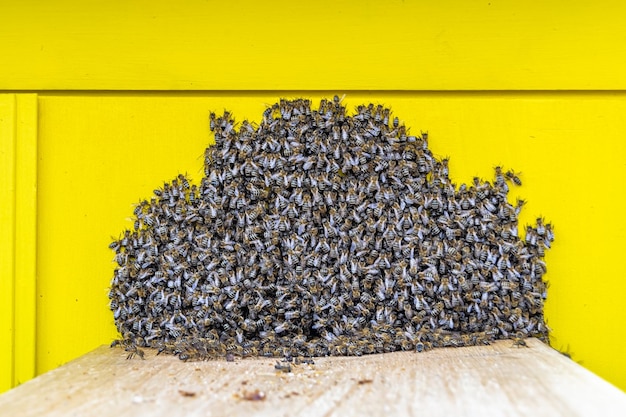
415, 341, 429, 353
125, 344, 145, 360
430, 301, 444, 317
494, 166, 506, 185
511, 337, 529, 348
274, 360, 292, 372
505, 170, 522, 186
535, 217, 546, 236
177, 174, 190, 190
545, 223, 555, 242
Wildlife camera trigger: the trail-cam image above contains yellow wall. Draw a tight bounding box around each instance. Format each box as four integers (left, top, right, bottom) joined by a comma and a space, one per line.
1, 0, 626, 90
0, 95, 37, 391
1, 1, 626, 394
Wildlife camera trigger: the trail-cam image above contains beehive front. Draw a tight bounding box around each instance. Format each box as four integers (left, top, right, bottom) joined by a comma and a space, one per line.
1, 0, 625, 393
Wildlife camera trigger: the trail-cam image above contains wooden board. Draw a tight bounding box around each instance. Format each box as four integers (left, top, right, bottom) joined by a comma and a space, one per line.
1, 1, 626, 90
0, 94, 37, 393
0, 339, 624, 417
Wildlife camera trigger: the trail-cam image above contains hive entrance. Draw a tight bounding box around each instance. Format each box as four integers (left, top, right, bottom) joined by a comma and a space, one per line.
109, 97, 552, 360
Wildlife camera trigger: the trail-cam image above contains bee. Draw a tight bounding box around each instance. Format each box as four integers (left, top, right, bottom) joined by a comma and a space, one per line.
274, 321, 291, 334
545, 223, 555, 242
246, 183, 261, 200
505, 170, 522, 186
209, 112, 219, 130
511, 337, 529, 348
125, 344, 145, 360
494, 166, 506, 186
430, 301, 444, 317
274, 361, 292, 373
295, 356, 315, 365
283, 203, 299, 219
415, 342, 427, 353
503, 305, 520, 324
536, 217, 546, 236
177, 174, 190, 189
284, 310, 300, 320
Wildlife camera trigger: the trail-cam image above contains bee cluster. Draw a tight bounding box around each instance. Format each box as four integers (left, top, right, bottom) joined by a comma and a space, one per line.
109, 97, 553, 360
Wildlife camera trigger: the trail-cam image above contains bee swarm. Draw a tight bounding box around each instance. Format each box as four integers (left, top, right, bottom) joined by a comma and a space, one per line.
109, 97, 553, 360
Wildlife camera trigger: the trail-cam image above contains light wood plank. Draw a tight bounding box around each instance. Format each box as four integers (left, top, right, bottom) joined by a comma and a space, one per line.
0, 339, 623, 417
1, 1, 626, 90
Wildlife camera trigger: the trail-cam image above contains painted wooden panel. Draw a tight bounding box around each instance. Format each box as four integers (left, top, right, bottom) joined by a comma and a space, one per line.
0, 94, 37, 393
30, 93, 626, 393
0, 1, 626, 90
0, 96, 17, 393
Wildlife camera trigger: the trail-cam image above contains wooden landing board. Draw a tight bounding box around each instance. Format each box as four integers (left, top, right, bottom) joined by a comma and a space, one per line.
0, 338, 624, 417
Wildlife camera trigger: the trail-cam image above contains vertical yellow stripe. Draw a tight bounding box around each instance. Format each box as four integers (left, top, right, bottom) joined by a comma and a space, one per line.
13, 94, 37, 386
0, 95, 16, 393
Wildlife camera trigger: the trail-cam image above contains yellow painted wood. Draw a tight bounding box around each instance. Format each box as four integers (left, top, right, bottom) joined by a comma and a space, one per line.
0, 95, 38, 393
0, 339, 625, 416
0, 95, 17, 393
1, 1, 626, 90
35, 94, 217, 378
13, 95, 38, 387
33, 93, 626, 392
3, 0, 626, 396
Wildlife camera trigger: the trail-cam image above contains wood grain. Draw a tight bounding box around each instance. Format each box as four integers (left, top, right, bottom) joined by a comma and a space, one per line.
0, 339, 623, 417
1, 1, 626, 90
